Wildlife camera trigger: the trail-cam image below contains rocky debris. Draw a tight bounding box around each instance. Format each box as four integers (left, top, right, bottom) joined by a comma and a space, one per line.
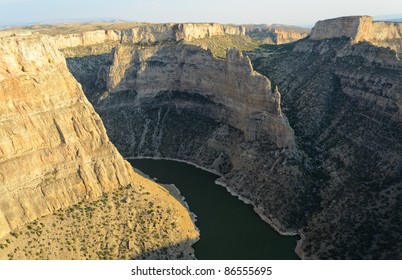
0, 34, 198, 257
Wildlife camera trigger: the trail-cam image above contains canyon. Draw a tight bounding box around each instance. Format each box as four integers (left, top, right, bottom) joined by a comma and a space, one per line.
0, 16, 401, 259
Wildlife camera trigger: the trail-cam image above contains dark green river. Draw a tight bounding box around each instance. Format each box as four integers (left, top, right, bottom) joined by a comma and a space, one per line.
129, 158, 299, 260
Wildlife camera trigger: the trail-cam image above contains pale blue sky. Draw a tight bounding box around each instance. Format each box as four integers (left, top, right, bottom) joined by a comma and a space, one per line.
1, 0, 402, 26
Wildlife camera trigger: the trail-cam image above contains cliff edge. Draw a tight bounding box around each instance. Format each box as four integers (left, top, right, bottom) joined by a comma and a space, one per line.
311, 16, 402, 53
99, 44, 294, 148
0, 34, 198, 258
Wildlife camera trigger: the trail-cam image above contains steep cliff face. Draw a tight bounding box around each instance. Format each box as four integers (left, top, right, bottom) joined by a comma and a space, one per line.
100, 44, 294, 147
67, 42, 308, 236
174, 23, 246, 41
47, 23, 246, 49
248, 19, 402, 258
0, 34, 198, 258
274, 30, 309, 44
246, 24, 309, 44
51, 29, 121, 49
311, 16, 402, 54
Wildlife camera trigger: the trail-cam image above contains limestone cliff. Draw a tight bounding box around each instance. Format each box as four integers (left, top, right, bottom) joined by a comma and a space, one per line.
274, 29, 308, 44
0, 34, 198, 258
174, 23, 246, 41
47, 23, 246, 49
100, 44, 294, 147
311, 16, 402, 54
51, 29, 121, 49
246, 24, 309, 44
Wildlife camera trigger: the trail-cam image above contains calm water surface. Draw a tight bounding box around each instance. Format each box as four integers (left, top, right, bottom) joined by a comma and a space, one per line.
129, 159, 299, 260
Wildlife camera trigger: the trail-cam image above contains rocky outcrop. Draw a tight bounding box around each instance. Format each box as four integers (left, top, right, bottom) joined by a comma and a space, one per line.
0, 33, 198, 255
246, 24, 309, 44
48, 23, 246, 49
51, 29, 121, 49
100, 44, 294, 147
274, 30, 308, 44
248, 25, 402, 259
174, 23, 245, 41
311, 16, 402, 54
43, 22, 308, 50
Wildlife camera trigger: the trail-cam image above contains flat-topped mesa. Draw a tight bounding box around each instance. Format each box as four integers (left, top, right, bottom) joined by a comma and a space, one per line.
174, 23, 246, 41
310, 16, 402, 53
0, 34, 198, 247
103, 44, 294, 147
47, 23, 246, 49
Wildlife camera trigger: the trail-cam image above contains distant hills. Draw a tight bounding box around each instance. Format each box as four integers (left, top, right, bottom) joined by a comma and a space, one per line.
0, 18, 126, 30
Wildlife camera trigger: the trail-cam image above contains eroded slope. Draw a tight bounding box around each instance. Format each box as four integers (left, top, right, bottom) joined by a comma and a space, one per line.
248, 20, 402, 259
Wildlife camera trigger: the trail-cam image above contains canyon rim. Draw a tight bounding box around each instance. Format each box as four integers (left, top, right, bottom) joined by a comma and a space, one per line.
0, 15, 401, 260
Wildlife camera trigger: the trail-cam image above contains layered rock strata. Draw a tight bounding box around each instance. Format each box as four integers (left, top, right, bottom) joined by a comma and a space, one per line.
18, 22, 308, 51
311, 16, 402, 54
248, 17, 402, 259
48, 23, 246, 49
100, 44, 294, 147
67, 42, 308, 240
0, 34, 198, 258
246, 24, 309, 44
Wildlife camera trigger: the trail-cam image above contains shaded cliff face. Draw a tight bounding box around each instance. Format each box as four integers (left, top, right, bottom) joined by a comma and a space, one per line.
311, 16, 402, 54
67, 43, 309, 236
0, 34, 198, 258
101, 44, 294, 147
248, 30, 402, 258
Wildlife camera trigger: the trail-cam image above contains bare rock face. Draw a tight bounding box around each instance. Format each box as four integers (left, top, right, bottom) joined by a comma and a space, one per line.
310, 16, 372, 41
49, 23, 246, 49
311, 16, 402, 54
51, 29, 121, 49
102, 44, 294, 147
0, 34, 198, 253
121, 24, 175, 43
45, 22, 307, 50
245, 24, 309, 44
174, 23, 246, 41
274, 30, 308, 44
